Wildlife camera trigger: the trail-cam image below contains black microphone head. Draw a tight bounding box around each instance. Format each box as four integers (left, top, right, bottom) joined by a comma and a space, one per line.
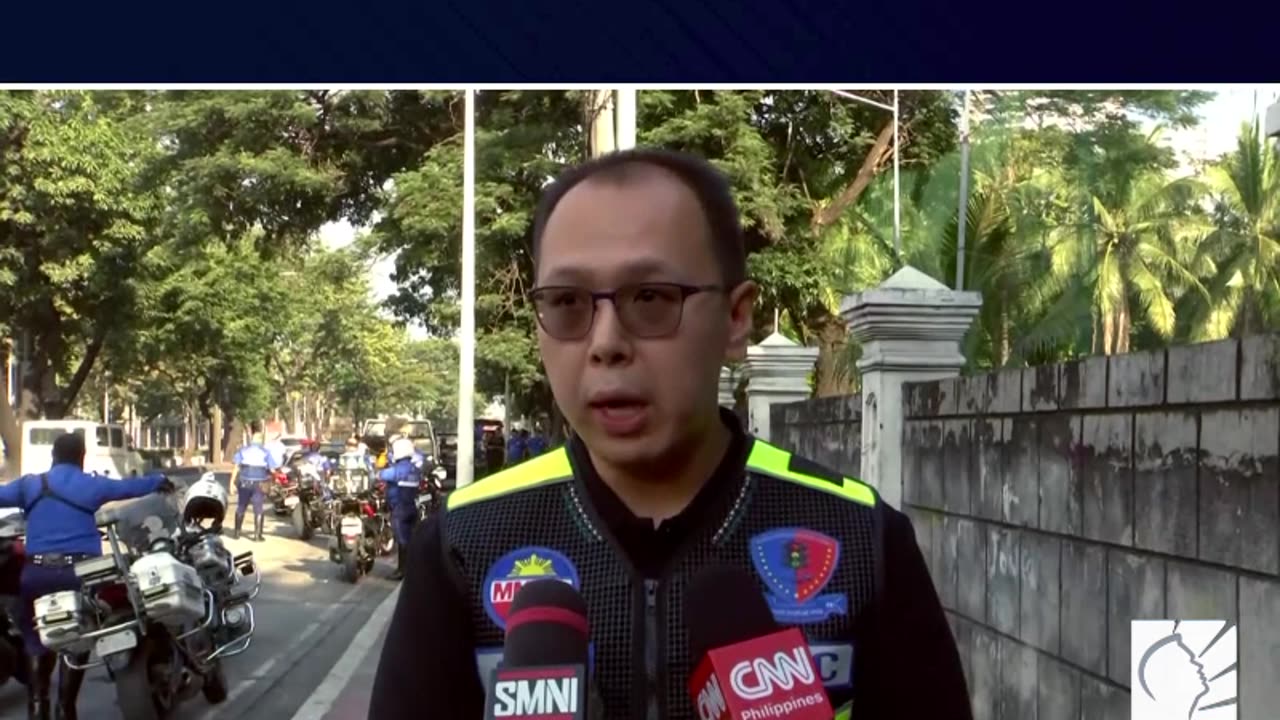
503, 579, 590, 667
684, 565, 779, 661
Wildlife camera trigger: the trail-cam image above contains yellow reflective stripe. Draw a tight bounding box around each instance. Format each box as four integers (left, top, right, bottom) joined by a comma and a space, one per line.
445, 448, 573, 510
833, 701, 853, 720
745, 440, 876, 507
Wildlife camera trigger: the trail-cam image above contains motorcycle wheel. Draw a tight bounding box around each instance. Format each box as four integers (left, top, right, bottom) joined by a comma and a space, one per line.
378, 526, 395, 556
0, 635, 14, 687
340, 551, 361, 584
293, 503, 312, 541
201, 658, 229, 704
113, 646, 164, 720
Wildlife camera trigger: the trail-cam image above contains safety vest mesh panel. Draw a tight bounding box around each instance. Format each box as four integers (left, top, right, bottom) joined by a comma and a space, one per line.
445, 466, 879, 719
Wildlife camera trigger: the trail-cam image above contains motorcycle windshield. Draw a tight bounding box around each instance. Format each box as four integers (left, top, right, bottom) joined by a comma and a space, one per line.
97, 492, 182, 555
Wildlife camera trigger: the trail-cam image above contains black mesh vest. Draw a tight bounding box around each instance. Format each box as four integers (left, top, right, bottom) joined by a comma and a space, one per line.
443, 438, 884, 720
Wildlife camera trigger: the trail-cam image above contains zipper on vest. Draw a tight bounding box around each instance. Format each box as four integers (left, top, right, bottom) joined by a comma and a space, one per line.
643, 578, 660, 720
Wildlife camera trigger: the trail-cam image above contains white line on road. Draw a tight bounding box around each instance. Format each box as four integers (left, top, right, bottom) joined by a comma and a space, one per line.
287, 585, 401, 720
198, 581, 368, 720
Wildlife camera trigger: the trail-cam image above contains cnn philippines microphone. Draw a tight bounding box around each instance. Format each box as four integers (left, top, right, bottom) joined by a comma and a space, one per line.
685, 566, 834, 720
484, 578, 601, 720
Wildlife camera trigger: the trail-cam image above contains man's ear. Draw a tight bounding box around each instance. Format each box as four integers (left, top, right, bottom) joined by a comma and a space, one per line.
724, 281, 759, 363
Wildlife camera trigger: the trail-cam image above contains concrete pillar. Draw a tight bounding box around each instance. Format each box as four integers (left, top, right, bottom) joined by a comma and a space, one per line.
842, 266, 981, 508
743, 331, 819, 442
718, 366, 738, 408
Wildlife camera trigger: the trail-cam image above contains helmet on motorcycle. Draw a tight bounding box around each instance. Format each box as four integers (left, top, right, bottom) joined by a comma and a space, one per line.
391, 437, 415, 462
183, 473, 228, 530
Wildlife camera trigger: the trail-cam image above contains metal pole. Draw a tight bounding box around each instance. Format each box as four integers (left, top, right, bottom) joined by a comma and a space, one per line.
615, 89, 637, 150
892, 90, 901, 256
955, 89, 972, 290
455, 88, 477, 489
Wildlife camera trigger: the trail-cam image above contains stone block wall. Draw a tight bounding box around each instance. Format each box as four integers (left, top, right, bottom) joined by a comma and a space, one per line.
770, 394, 862, 479
771, 336, 1280, 720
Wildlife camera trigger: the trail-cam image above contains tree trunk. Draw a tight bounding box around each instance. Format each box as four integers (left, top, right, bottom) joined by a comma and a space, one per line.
0, 344, 21, 470
1115, 295, 1132, 354
813, 314, 849, 398
182, 404, 195, 464
586, 90, 616, 158
210, 405, 224, 464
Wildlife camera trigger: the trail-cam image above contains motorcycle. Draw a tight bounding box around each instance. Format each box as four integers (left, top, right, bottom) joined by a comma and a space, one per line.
0, 515, 27, 688
266, 468, 298, 517
328, 490, 385, 583
31, 498, 260, 720
287, 460, 332, 541
414, 466, 449, 523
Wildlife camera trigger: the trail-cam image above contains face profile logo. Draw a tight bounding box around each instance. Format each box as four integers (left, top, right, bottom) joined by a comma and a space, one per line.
749, 528, 846, 624
482, 546, 580, 629
1132, 620, 1238, 720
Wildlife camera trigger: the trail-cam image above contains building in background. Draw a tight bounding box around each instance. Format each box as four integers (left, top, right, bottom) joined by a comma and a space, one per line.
1267, 99, 1280, 138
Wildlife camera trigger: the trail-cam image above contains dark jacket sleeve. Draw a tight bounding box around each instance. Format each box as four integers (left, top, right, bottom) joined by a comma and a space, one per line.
852, 504, 973, 719
369, 509, 485, 719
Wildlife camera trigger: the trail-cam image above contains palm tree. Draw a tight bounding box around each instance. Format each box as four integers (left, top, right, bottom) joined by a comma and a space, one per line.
1184, 120, 1280, 339
1047, 170, 1208, 355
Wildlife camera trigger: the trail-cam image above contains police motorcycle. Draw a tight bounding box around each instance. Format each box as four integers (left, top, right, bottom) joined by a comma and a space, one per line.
0, 513, 28, 688
285, 453, 332, 541
30, 478, 260, 719
328, 489, 383, 584
415, 465, 449, 523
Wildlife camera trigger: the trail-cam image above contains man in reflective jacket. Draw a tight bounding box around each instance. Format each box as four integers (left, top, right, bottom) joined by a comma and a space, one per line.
371, 149, 972, 719
0, 433, 172, 720
378, 437, 421, 581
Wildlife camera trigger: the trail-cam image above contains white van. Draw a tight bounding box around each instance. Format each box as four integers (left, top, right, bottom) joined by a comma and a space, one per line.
19, 420, 147, 479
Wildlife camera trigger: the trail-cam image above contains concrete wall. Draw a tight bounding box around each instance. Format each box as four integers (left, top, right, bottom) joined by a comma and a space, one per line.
772, 336, 1280, 720
771, 394, 861, 479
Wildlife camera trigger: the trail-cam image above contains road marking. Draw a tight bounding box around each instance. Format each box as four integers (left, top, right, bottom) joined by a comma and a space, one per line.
197, 580, 368, 720
287, 585, 401, 720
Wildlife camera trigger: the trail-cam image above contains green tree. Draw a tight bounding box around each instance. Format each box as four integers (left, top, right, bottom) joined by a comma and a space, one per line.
0, 90, 162, 464
1183, 120, 1280, 339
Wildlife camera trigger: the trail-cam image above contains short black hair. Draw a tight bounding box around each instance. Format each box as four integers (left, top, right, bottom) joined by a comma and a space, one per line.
51, 433, 86, 467
532, 148, 747, 287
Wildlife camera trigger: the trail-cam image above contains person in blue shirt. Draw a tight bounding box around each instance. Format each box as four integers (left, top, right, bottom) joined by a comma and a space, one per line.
0, 432, 172, 720
378, 438, 421, 581
505, 430, 527, 465
525, 426, 549, 457
230, 430, 281, 542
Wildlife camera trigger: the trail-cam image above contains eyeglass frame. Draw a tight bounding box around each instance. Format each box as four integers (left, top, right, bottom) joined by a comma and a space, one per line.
528, 282, 726, 340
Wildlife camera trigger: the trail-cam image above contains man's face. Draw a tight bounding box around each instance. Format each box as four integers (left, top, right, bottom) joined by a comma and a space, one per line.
535, 166, 755, 471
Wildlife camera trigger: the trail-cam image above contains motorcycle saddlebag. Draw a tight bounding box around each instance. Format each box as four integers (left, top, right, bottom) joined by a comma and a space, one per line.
129, 553, 206, 626
33, 591, 91, 653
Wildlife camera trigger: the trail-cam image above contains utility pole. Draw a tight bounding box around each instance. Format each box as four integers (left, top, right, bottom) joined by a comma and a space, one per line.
455, 88, 478, 489
616, 90, 637, 150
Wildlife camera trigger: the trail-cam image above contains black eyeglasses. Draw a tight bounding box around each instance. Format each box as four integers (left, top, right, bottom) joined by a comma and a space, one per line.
529, 282, 723, 340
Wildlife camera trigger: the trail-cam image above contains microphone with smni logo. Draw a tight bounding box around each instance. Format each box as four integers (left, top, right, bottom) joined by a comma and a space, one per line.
484, 579, 599, 720
685, 566, 834, 720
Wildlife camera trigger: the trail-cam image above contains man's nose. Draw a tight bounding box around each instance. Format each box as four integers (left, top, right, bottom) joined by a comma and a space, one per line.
586, 300, 633, 367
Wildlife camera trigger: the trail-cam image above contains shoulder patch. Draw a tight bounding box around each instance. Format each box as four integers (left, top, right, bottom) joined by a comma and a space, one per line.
745, 440, 876, 507
445, 447, 573, 510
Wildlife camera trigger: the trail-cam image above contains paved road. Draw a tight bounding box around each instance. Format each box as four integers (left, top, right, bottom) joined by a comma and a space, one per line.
0, 471, 397, 720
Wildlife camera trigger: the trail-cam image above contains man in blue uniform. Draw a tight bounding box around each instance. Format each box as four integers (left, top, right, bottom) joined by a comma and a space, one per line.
0, 432, 172, 720
377, 437, 421, 581
525, 427, 548, 457
230, 430, 280, 542
505, 430, 527, 465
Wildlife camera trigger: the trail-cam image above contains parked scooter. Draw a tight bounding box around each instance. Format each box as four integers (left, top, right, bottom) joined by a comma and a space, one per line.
415, 466, 449, 523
